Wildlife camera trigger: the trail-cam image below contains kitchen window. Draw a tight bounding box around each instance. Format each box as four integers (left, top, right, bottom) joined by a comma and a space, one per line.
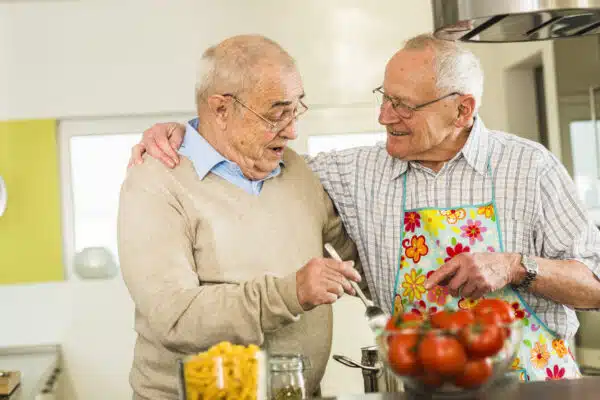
68, 133, 139, 263
59, 115, 193, 277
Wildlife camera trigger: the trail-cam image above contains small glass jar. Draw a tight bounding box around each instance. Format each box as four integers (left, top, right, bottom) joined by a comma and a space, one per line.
268, 354, 308, 400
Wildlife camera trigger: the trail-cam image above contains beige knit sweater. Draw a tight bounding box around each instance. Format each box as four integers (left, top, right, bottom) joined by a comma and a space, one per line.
118, 148, 358, 399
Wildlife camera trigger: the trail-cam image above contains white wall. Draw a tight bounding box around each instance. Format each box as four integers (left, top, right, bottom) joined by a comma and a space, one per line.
1, 0, 434, 120
465, 41, 562, 159
554, 36, 600, 174
0, 1, 435, 399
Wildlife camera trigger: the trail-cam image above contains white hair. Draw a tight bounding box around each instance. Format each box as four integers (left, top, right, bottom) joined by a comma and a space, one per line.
404, 33, 484, 112
194, 35, 296, 110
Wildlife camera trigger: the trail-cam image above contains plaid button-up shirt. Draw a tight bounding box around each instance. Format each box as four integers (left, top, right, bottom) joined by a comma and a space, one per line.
308, 118, 600, 339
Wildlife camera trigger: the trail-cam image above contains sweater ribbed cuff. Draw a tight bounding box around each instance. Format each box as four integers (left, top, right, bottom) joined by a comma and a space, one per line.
277, 273, 305, 317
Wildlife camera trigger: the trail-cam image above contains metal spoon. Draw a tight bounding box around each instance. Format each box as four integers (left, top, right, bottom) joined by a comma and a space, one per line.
324, 243, 389, 333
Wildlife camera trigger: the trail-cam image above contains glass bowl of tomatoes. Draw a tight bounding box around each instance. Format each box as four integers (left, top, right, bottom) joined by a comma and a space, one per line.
376, 299, 523, 397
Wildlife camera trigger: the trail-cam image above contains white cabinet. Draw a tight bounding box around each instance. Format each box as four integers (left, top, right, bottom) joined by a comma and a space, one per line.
0, 346, 61, 400
568, 86, 600, 224
570, 119, 600, 212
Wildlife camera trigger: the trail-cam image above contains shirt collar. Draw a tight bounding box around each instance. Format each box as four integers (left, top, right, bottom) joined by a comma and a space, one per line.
459, 117, 489, 176
179, 118, 285, 180
389, 117, 490, 180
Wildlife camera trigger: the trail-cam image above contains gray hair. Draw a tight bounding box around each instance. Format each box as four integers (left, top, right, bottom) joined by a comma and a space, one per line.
404, 33, 484, 111
195, 35, 296, 109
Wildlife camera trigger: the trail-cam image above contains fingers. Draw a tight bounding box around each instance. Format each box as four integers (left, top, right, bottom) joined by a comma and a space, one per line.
168, 123, 185, 151
425, 260, 459, 290
296, 258, 361, 310
150, 134, 177, 168
471, 287, 488, 300
430, 253, 499, 299
128, 143, 146, 168
323, 259, 362, 282
321, 292, 340, 305
141, 123, 183, 168
322, 269, 356, 296
460, 280, 478, 299
325, 279, 345, 299
447, 268, 469, 297
157, 123, 182, 165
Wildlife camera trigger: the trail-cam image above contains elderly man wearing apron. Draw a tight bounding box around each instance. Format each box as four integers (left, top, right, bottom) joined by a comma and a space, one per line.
129, 33, 600, 383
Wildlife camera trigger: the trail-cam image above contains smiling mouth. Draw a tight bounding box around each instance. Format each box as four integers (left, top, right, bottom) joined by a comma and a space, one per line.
389, 131, 410, 137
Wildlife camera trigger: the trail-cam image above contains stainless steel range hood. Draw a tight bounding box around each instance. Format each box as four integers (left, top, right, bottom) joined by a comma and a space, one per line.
432, 0, 600, 42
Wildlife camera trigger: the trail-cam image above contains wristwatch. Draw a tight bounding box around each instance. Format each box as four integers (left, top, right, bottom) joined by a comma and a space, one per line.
516, 253, 538, 291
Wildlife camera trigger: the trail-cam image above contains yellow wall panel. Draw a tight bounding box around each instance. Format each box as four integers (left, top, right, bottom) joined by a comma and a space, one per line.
0, 119, 64, 284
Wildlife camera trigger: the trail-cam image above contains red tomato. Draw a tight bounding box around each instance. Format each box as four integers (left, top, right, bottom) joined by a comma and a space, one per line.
387, 332, 422, 376
417, 371, 444, 388
418, 332, 467, 376
385, 312, 423, 332
473, 298, 515, 324
475, 311, 502, 325
459, 323, 505, 359
454, 358, 493, 389
430, 310, 475, 331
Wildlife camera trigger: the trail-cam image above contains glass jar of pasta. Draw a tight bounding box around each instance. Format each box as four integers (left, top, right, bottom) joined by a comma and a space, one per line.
268, 354, 309, 400
179, 342, 267, 400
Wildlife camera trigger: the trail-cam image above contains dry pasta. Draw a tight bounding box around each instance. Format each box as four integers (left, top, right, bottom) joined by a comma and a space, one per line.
183, 341, 262, 400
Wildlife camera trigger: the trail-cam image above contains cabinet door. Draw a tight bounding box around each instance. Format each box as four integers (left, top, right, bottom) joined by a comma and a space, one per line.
0, 120, 64, 284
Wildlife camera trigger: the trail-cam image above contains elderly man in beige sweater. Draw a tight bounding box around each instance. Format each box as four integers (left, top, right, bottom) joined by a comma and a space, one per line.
118, 34, 362, 400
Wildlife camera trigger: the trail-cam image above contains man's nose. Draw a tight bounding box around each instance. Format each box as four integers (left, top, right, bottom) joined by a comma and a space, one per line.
279, 119, 298, 140
378, 102, 402, 126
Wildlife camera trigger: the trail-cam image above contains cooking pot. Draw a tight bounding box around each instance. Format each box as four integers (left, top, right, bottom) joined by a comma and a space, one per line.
333, 346, 402, 393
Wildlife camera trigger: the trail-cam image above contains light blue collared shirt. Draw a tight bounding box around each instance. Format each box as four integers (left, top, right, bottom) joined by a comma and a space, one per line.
178, 119, 283, 195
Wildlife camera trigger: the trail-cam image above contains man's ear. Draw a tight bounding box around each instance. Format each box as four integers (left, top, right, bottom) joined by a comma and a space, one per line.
455, 95, 476, 127
207, 95, 231, 130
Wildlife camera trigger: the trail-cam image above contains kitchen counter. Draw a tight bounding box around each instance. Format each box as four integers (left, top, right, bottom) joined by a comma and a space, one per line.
0, 345, 60, 400
317, 376, 600, 400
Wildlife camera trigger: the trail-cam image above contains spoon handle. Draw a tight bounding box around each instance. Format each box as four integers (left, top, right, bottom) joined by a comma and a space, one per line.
324, 243, 372, 307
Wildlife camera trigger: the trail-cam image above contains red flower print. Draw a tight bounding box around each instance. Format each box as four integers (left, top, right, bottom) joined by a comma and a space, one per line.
410, 300, 438, 318
404, 212, 421, 233
512, 302, 526, 319
410, 300, 427, 316
425, 271, 450, 306
460, 219, 487, 245
403, 235, 429, 263
444, 243, 471, 262
546, 365, 566, 380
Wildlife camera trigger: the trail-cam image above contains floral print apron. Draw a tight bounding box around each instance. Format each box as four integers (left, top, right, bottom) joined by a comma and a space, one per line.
391, 164, 581, 382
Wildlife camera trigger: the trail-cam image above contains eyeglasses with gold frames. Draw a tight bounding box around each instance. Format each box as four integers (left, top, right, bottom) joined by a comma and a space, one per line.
222, 94, 309, 133
372, 86, 461, 119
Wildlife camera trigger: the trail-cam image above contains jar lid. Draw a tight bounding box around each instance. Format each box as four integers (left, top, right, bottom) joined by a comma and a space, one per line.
269, 354, 310, 372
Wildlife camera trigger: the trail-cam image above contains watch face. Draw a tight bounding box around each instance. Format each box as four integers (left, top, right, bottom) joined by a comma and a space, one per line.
527, 256, 539, 273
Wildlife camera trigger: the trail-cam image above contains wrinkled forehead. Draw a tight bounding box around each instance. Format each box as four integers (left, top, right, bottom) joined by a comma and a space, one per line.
383, 48, 438, 99
247, 65, 305, 107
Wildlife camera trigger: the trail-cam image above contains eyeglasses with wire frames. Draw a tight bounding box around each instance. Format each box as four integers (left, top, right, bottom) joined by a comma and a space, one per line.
372, 86, 461, 119
222, 93, 309, 133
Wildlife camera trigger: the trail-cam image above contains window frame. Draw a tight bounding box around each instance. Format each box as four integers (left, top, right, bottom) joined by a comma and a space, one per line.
58, 114, 194, 279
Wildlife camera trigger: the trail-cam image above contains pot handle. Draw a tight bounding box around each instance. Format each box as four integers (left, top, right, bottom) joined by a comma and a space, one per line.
332, 354, 379, 371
